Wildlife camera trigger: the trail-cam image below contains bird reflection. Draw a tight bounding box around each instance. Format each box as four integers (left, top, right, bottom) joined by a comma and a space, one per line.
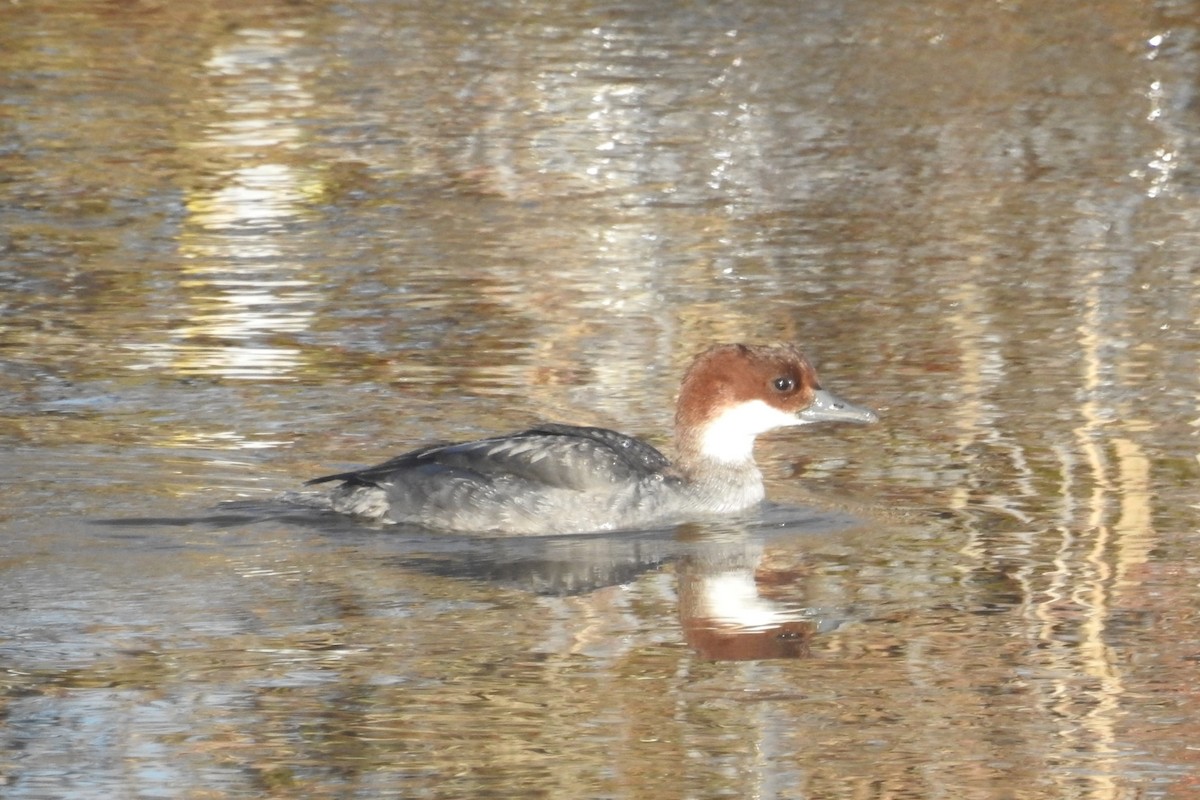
675, 531, 835, 661
388, 507, 860, 661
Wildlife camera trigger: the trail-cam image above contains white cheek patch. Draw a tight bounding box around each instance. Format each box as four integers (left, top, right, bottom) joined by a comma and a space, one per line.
699, 399, 801, 463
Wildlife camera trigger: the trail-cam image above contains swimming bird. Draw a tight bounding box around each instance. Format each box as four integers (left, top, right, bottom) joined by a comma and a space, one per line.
307, 344, 877, 534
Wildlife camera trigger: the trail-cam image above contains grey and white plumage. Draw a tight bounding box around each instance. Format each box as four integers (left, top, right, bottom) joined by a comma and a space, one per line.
306, 344, 878, 534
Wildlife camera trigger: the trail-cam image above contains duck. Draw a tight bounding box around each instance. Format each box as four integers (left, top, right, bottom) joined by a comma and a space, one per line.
306, 343, 877, 534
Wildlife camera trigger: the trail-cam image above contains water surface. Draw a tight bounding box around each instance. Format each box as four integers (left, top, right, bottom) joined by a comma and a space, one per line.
2, 1, 1199, 798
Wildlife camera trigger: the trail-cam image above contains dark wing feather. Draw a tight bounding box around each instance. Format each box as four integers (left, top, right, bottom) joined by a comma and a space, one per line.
305, 442, 453, 486
306, 424, 670, 492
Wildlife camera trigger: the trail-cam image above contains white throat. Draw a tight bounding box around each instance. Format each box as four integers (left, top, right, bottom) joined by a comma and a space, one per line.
697, 400, 802, 464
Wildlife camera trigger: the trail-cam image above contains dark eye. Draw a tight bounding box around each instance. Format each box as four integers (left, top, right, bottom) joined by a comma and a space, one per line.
773, 376, 795, 392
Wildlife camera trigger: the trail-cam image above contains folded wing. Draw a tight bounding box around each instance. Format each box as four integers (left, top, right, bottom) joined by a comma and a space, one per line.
306, 423, 671, 492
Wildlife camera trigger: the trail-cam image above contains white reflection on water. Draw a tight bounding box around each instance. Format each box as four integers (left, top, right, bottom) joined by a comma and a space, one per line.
126, 28, 318, 381
1139, 30, 1183, 198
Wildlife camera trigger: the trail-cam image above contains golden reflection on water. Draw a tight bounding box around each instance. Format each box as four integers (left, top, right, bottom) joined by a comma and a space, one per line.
1038, 271, 1153, 799
126, 28, 320, 382
932, 232, 1168, 796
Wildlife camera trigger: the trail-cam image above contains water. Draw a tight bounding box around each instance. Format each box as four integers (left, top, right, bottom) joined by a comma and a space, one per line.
3, 0, 1199, 797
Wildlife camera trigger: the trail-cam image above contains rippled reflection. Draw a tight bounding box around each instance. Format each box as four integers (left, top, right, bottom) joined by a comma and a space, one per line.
3, 1, 1200, 798
127, 28, 319, 381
